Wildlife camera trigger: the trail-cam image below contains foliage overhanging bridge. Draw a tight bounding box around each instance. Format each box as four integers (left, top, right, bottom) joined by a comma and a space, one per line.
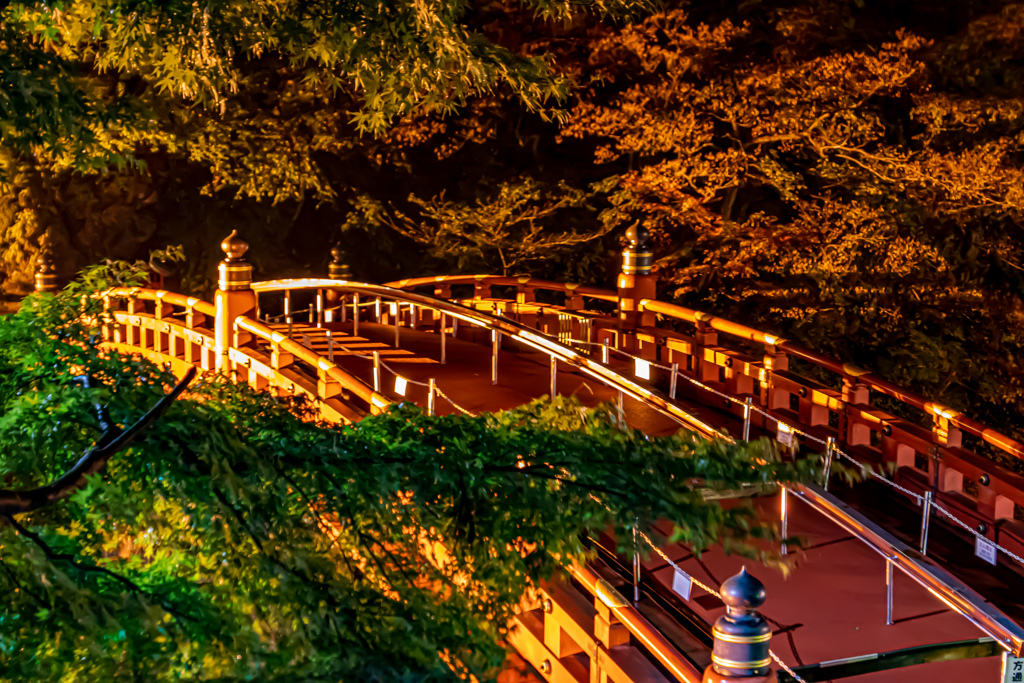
90, 229, 1024, 683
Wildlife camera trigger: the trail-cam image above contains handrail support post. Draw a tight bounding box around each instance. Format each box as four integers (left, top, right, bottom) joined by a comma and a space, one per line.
491, 330, 500, 385
886, 559, 894, 625
373, 351, 381, 392
440, 313, 447, 364
743, 396, 753, 441
824, 436, 835, 490
920, 490, 933, 555
353, 293, 359, 336
781, 487, 789, 556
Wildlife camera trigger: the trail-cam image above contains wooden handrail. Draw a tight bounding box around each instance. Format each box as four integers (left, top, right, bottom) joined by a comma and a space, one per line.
232, 316, 386, 409
638, 298, 1024, 460
384, 274, 619, 302
569, 561, 704, 682
104, 287, 217, 317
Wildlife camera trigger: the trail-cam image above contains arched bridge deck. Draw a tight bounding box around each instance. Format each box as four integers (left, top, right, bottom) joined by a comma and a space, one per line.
95, 259, 1024, 682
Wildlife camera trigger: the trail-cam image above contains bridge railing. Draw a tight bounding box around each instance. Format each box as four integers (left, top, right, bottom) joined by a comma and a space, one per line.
99, 287, 388, 424
101, 287, 219, 374
386, 274, 1024, 570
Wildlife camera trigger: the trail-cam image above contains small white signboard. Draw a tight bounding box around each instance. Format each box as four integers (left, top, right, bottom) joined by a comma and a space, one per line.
777, 424, 794, 447
1002, 652, 1024, 682
671, 567, 693, 601
394, 376, 408, 397
976, 535, 998, 566
635, 358, 651, 380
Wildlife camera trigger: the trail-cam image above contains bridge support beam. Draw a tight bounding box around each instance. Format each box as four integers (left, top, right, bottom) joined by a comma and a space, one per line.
215, 231, 256, 374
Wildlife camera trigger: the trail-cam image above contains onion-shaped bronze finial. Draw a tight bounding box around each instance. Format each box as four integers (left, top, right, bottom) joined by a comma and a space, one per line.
622, 224, 652, 275
328, 245, 351, 280
217, 231, 252, 291
709, 567, 772, 678
220, 230, 249, 262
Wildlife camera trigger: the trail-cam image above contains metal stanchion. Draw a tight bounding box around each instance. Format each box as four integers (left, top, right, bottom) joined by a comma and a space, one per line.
440, 313, 447, 364
550, 356, 557, 398
886, 560, 894, 625
373, 351, 381, 392
602, 339, 610, 364
823, 436, 835, 490
669, 362, 678, 399
633, 526, 641, 604
340, 294, 347, 323
743, 396, 753, 442
284, 289, 292, 324
781, 487, 789, 556
327, 330, 334, 361
491, 330, 500, 385
920, 490, 933, 555
375, 297, 381, 321
353, 293, 360, 336
316, 291, 323, 327
308, 303, 314, 325
617, 391, 624, 427
428, 378, 436, 417
392, 302, 400, 348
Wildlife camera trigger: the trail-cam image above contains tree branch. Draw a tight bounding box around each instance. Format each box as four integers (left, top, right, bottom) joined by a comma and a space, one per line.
0, 366, 197, 516
2, 513, 194, 623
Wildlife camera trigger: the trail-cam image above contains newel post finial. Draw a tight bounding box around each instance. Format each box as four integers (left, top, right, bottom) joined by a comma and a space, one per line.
622, 224, 652, 276
218, 230, 252, 291
34, 237, 60, 294
703, 567, 777, 682
328, 244, 351, 280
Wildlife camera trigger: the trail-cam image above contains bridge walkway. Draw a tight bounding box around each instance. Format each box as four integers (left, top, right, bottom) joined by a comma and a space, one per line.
263, 320, 1008, 682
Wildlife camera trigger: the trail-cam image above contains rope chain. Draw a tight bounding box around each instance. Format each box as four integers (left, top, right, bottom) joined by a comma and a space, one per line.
432, 386, 477, 416
574, 338, 1024, 572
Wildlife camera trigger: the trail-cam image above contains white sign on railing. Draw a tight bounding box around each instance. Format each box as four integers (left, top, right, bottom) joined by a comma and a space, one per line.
777, 422, 794, 447
1002, 652, 1024, 682
394, 376, 408, 397
635, 358, 651, 380
671, 567, 693, 601
977, 535, 998, 566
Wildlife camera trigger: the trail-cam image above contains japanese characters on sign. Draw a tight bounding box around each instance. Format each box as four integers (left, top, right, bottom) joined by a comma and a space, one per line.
977, 535, 999, 566
1003, 653, 1024, 683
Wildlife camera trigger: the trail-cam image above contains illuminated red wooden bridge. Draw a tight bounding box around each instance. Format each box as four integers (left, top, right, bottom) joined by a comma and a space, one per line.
90, 230, 1024, 682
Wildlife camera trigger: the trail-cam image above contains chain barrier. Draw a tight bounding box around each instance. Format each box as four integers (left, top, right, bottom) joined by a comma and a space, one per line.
432, 385, 477, 417
378, 359, 432, 388
570, 338, 1024, 571
634, 530, 808, 683
931, 501, 1024, 566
